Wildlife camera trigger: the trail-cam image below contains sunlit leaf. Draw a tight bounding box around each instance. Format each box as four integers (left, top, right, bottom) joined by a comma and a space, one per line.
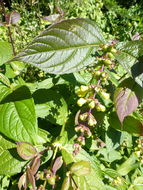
14, 18, 106, 74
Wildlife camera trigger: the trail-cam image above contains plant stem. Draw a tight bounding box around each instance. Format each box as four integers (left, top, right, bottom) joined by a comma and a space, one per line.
0, 0, 16, 55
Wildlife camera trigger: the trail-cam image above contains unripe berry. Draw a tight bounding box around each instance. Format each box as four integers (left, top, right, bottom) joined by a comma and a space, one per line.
110, 47, 117, 54
100, 91, 110, 100
94, 70, 102, 76
77, 98, 87, 107
108, 52, 115, 59
103, 59, 112, 65
96, 104, 106, 112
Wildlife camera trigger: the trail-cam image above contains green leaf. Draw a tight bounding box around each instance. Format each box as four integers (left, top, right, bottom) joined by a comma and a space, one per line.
0, 134, 27, 175
114, 78, 143, 123
109, 112, 143, 136
129, 177, 143, 190
14, 18, 106, 74
33, 89, 68, 125
116, 40, 143, 87
0, 85, 38, 144
62, 144, 106, 190
70, 161, 91, 176
0, 41, 13, 65
117, 153, 138, 176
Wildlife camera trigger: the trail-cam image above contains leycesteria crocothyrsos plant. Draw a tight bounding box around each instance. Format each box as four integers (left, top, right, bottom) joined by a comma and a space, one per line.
0, 18, 143, 190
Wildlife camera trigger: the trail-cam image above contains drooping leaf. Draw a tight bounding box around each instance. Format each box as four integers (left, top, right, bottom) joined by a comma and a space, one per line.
115, 40, 143, 87
62, 144, 106, 190
0, 134, 27, 175
109, 112, 143, 136
52, 156, 63, 174
33, 89, 68, 125
13, 18, 106, 74
0, 41, 13, 65
16, 142, 37, 160
114, 78, 143, 123
0, 85, 38, 144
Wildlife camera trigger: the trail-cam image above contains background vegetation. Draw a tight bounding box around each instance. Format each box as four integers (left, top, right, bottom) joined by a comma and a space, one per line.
1, 0, 143, 189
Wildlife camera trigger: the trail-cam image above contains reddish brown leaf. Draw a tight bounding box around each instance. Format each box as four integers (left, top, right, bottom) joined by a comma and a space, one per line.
27, 167, 36, 190
31, 156, 41, 175
52, 156, 63, 174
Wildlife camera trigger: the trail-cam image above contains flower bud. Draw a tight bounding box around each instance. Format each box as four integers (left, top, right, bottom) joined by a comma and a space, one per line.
88, 100, 96, 109
76, 89, 87, 97
79, 113, 88, 121
88, 117, 97, 126
47, 175, 56, 185
77, 98, 87, 107
96, 104, 106, 112
100, 91, 110, 100
77, 136, 85, 146
80, 85, 89, 92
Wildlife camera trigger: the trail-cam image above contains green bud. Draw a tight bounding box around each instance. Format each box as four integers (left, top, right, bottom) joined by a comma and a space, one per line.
96, 104, 106, 112
77, 98, 87, 107
47, 175, 56, 185
70, 161, 91, 176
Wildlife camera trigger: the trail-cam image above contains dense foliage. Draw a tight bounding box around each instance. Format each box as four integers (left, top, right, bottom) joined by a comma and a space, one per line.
1, 0, 143, 189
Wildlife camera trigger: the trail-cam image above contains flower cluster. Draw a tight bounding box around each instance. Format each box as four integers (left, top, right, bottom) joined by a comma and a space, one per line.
73, 43, 117, 154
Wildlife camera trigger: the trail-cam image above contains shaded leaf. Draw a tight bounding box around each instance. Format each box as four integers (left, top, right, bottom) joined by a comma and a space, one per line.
114, 78, 143, 123
33, 89, 68, 125
14, 18, 106, 74
109, 112, 143, 136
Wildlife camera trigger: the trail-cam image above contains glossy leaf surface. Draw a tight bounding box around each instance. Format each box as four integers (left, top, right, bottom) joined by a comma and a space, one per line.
14, 18, 106, 74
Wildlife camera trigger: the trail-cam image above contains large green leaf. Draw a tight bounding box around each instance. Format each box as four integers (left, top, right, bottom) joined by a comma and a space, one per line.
0, 41, 13, 65
0, 85, 38, 144
115, 41, 143, 87
13, 18, 106, 74
114, 78, 143, 123
61, 144, 106, 190
0, 134, 27, 175
33, 89, 68, 125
